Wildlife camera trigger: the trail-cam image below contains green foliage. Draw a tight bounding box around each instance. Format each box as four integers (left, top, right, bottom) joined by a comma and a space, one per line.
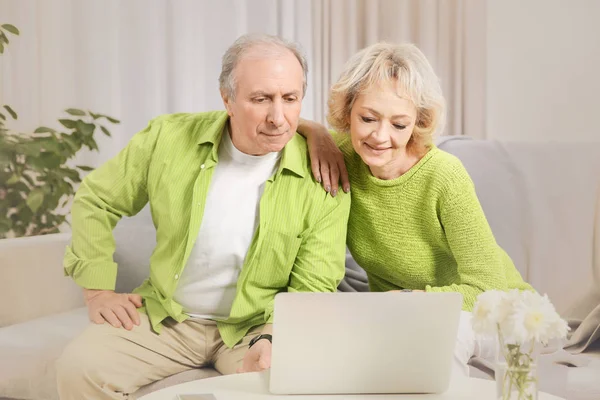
0, 24, 118, 238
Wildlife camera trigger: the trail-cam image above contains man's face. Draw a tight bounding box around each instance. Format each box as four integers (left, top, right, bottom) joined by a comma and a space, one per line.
221, 48, 304, 156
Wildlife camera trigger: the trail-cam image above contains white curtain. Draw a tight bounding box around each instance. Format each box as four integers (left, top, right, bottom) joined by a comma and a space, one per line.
311, 0, 487, 138
0, 0, 486, 168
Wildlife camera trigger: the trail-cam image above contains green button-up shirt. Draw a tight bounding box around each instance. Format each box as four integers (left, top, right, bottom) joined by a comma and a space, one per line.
64, 111, 350, 347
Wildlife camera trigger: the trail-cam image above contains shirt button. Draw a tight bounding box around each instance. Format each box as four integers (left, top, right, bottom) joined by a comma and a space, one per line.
174, 274, 179, 280
200, 164, 205, 169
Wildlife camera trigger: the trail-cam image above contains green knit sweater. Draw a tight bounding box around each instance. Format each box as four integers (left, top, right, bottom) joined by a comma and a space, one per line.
335, 133, 532, 311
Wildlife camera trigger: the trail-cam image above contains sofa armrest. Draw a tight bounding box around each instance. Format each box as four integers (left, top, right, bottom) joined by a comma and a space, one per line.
0, 233, 84, 327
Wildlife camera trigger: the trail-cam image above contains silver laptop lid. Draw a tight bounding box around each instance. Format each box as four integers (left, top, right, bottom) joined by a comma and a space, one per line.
270, 292, 462, 395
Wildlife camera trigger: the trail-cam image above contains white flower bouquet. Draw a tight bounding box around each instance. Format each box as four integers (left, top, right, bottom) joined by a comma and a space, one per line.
471, 289, 570, 400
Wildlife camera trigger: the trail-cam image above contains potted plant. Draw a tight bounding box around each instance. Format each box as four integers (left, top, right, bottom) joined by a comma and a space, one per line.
0, 23, 119, 238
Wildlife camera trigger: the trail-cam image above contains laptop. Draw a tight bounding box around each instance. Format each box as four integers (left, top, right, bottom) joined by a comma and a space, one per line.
269, 291, 462, 395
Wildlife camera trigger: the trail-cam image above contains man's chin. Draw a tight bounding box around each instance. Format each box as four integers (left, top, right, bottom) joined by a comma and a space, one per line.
261, 136, 292, 153
264, 143, 287, 154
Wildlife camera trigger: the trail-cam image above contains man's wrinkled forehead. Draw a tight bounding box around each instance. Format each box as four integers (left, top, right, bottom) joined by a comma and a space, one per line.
233, 46, 304, 93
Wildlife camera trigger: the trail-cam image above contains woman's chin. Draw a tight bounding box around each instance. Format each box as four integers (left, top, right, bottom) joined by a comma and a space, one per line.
359, 153, 389, 170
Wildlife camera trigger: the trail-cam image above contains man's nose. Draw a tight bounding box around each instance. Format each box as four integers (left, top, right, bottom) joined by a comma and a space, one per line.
267, 101, 285, 128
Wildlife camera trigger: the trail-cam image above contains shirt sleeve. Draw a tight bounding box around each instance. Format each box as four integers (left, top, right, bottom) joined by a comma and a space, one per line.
425, 163, 509, 310
264, 192, 351, 323
63, 118, 162, 290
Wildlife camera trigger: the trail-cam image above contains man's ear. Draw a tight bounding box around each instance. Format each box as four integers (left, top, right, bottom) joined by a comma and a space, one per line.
221, 90, 234, 117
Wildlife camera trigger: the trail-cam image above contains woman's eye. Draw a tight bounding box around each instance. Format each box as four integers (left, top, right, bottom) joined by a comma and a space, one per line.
393, 124, 407, 130
361, 116, 375, 123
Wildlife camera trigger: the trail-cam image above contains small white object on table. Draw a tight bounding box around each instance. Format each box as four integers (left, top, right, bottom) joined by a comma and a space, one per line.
138, 372, 565, 400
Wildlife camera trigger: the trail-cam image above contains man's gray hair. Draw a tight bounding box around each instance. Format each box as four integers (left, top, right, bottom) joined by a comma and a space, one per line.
219, 33, 308, 100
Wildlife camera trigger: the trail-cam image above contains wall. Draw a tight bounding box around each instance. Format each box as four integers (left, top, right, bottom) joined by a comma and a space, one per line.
486, 0, 600, 142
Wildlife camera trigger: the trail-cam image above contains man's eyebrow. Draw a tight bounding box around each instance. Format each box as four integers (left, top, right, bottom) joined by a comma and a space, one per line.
248, 91, 271, 98
283, 90, 301, 97
248, 90, 301, 98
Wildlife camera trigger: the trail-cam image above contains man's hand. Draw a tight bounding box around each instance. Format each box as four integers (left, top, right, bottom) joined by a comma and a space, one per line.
83, 289, 143, 330
237, 339, 272, 373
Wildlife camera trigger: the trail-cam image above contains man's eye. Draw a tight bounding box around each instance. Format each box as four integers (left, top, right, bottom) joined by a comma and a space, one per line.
284, 97, 297, 103
361, 116, 375, 123
393, 124, 407, 130
254, 98, 267, 103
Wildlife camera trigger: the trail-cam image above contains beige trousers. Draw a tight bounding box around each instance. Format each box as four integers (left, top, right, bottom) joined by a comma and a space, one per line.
55, 312, 263, 399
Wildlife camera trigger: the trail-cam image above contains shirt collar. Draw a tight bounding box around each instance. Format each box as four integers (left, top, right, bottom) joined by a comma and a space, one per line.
197, 111, 306, 179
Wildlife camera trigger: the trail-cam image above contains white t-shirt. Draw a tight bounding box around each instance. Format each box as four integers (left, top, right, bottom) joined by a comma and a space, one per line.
173, 126, 280, 319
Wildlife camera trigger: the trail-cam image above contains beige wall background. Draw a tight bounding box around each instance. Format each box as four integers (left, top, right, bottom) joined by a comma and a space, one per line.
486, 0, 600, 142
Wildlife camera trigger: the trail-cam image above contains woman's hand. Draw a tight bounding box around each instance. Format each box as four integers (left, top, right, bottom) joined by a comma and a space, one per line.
298, 119, 350, 196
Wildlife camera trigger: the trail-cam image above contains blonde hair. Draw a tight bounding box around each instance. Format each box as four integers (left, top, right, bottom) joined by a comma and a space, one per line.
327, 42, 446, 155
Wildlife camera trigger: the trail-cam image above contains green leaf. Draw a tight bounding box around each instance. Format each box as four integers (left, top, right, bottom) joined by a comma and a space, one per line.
12, 205, 31, 223
27, 152, 63, 170
16, 141, 42, 157
0, 32, 8, 45
65, 108, 86, 116
59, 119, 77, 129
105, 115, 120, 124
85, 137, 99, 151
0, 151, 11, 166
62, 134, 81, 153
6, 174, 19, 184
75, 120, 95, 136
1, 24, 20, 35
38, 151, 64, 169
3, 105, 17, 119
34, 126, 56, 134
44, 192, 61, 210
0, 113, 5, 120
89, 111, 100, 120
57, 167, 80, 183
76, 165, 94, 171
36, 137, 61, 153
11, 181, 29, 193
13, 224, 27, 237
0, 42, 4, 54
26, 188, 44, 212
98, 125, 111, 137
6, 190, 24, 207
0, 217, 12, 233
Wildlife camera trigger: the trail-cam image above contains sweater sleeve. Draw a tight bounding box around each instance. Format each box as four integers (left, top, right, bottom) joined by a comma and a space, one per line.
425, 163, 508, 311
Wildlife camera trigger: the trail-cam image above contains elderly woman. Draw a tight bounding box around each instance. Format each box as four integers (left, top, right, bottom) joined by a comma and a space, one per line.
297, 42, 532, 375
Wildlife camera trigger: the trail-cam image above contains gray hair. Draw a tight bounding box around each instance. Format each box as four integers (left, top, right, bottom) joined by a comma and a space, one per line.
219, 33, 308, 100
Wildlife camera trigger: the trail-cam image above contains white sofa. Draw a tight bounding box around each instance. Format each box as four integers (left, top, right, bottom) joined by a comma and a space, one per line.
1, 137, 600, 400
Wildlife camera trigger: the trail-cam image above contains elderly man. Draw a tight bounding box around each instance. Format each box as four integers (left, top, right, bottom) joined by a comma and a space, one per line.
56, 34, 350, 399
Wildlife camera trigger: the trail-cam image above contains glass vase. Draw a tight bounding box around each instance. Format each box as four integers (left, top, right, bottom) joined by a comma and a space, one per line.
495, 338, 539, 400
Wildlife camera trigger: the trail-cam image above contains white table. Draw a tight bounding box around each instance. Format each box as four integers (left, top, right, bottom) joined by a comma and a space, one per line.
139, 372, 565, 400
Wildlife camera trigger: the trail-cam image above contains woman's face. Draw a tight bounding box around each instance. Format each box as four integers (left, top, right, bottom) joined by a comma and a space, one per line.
349, 81, 418, 173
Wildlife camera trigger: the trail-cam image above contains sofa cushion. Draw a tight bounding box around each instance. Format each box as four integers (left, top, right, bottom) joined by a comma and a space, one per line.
0, 307, 88, 400
438, 138, 600, 351
135, 368, 221, 397
0, 233, 83, 328
0, 306, 221, 400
